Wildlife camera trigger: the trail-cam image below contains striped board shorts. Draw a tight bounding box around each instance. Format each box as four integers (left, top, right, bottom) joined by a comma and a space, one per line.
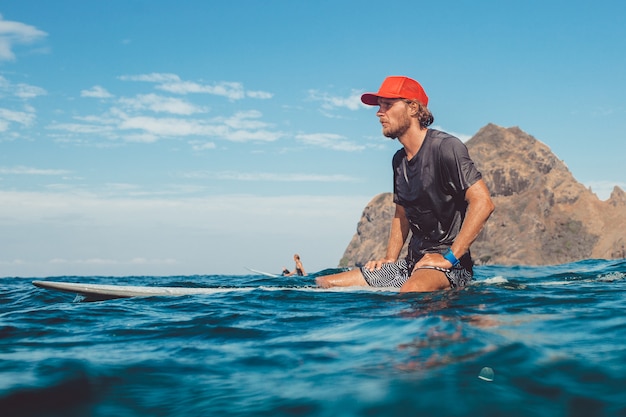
360, 258, 473, 289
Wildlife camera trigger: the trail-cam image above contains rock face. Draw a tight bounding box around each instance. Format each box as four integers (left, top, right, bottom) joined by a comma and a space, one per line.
339, 124, 626, 267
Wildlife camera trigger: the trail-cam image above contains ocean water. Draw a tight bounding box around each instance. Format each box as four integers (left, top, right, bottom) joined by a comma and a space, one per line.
2, 259, 626, 417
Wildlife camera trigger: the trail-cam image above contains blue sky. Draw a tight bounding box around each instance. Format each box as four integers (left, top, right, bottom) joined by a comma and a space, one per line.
1, 1, 625, 277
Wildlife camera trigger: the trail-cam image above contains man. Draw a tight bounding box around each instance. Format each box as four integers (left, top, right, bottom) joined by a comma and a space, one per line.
316, 76, 494, 293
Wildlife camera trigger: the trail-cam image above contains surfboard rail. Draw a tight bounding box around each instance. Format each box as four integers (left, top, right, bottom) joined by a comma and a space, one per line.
32, 280, 254, 301
244, 267, 280, 277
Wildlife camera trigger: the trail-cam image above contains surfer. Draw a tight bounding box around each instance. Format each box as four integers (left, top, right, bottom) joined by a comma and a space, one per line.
316, 76, 494, 293
282, 254, 307, 276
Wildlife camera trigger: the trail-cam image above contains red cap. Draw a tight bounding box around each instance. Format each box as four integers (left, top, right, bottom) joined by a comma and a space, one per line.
361, 76, 429, 106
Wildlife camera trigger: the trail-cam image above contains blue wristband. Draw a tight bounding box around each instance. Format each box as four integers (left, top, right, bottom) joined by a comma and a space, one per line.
443, 249, 460, 267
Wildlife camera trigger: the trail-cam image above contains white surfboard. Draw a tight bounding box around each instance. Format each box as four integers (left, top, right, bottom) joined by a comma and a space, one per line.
33, 279, 394, 301
244, 267, 280, 278
33, 280, 255, 301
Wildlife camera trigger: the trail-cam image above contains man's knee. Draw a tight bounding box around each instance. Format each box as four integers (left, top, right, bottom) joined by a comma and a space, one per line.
399, 270, 450, 293
315, 276, 330, 288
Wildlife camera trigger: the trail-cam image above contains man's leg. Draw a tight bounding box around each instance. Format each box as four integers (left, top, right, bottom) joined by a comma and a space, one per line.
399, 268, 451, 293
315, 268, 368, 288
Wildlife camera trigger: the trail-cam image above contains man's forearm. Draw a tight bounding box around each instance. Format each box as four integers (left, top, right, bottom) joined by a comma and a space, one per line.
450, 180, 494, 258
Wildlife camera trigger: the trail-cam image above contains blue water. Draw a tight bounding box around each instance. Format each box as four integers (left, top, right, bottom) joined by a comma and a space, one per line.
2, 260, 626, 417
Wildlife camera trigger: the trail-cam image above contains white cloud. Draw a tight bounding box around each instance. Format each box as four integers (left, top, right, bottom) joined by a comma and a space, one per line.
295, 132, 366, 151
0, 14, 48, 61
119, 73, 272, 100
43, 75, 282, 145
47, 121, 116, 135
183, 171, 357, 182
221, 110, 268, 130
121, 132, 160, 143
246, 90, 273, 99
114, 112, 279, 142
189, 140, 217, 151
118, 93, 206, 115
0, 76, 44, 135
226, 129, 283, 142
118, 114, 214, 137
0, 166, 71, 176
81, 85, 113, 99
0, 107, 35, 126
308, 89, 363, 111
118, 73, 181, 83
0, 75, 46, 99
15, 83, 46, 99
33, 73, 349, 150
159, 80, 246, 99
50, 106, 283, 143
74, 114, 118, 125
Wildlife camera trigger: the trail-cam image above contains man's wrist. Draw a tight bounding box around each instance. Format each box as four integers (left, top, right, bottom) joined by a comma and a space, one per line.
443, 249, 461, 267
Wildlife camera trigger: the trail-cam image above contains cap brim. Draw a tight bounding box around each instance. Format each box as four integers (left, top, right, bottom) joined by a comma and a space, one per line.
361, 93, 381, 106
361, 92, 406, 106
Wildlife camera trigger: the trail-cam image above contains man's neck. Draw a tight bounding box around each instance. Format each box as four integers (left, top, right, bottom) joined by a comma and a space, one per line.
399, 127, 428, 160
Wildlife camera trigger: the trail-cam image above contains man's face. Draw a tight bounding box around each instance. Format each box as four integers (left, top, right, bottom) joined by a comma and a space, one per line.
376, 98, 411, 139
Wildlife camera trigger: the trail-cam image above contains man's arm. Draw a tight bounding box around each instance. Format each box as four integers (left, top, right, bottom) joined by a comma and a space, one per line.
449, 179, 494, 260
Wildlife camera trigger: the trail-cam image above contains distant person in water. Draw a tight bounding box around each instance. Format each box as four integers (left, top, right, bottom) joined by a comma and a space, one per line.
316, 76, 494, 293
282, 254, 307, 276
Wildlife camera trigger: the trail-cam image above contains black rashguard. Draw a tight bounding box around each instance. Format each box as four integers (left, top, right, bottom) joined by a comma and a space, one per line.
392, 129, 482, 260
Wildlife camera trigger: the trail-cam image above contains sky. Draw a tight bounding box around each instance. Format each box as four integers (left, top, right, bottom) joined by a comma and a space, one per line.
1, 0, 625, 278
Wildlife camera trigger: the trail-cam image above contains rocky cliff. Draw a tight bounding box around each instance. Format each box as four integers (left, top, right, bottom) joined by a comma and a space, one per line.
339, 124, 626, 267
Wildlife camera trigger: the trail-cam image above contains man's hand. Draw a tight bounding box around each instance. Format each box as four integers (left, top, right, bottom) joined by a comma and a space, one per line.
364, 258, 396, 271
414, 252, 451, 270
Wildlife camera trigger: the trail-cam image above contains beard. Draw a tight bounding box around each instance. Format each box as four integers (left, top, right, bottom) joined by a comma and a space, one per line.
381, 112, 412, 139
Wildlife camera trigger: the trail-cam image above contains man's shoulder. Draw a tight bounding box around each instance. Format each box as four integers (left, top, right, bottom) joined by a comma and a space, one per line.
427, 129, 468, 156
392, 148, 406, 163
427, 129, 460, 143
